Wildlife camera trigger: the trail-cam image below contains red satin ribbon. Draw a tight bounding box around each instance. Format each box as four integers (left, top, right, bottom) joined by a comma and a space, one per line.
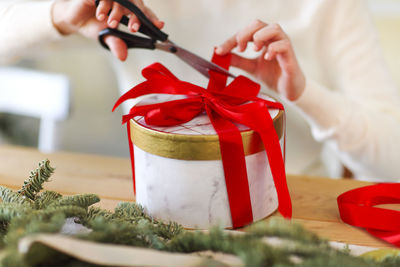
113, 52, 292, 228
338, 183, 400, 247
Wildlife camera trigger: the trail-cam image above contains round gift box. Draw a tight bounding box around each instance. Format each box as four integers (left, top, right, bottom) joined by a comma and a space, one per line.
130, 96, 284, 229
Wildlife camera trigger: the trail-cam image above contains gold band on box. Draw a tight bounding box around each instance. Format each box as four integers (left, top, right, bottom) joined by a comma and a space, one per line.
129, 110, 284, 161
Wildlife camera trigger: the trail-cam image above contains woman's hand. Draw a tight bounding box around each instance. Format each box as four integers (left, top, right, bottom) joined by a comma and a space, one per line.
96, 0, 163, 31
216, 20, 305, 101
51, 0, 163, 61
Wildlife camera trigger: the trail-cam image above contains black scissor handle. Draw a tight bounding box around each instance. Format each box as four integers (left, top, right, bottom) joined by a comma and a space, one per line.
99, 28, 156, 50
95, 0, 168, 42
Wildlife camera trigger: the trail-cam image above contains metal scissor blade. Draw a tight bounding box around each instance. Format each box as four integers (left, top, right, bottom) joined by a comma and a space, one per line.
164, 43, 236, 79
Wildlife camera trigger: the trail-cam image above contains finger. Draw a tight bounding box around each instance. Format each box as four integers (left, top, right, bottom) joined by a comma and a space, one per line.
265, 39, 297, 73
96, 0, 112, 21
236, 19, 267, 52
216, 35, 237, 55
265, 39, 292, 60
133, 0, 146, 9
230, 53, 257, 74
108, 2, 125, 28
105, 36, 128, 61
128, 14, 141, 32
253, 23, 286, 51
128, 1, 164, 32
125, 0, 144, 31
217, 19, 267, 55
143, 6, 164, 29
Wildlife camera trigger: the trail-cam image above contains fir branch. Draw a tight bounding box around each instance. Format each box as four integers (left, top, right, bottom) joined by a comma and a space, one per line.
150, 220, 184, 240
34, 191, 62, 210
113, 202, 184, 240
114, 202, 151, 220
167, 226, 290, 266
4, 213, 66, 248
246, 219, 325, 245
49, 194, 100, 209
0, 203, 31, 222
83, 217, 166, 249
0, 186, 30, 205
35, 205, 87, 220
84, 207, 113, 223
18, 160, 55, 201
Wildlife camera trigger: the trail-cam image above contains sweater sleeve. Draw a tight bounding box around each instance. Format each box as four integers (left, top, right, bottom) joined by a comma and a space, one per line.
0, 0, 62, 63
291, 0, 400, 181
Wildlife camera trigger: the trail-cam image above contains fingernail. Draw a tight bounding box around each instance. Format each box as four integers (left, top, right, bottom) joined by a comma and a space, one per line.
132, 23, 140, 31
264, 52, 270, 60
97, 13, 105, 21
109, 20, 118, 28
215, 47, 223, 54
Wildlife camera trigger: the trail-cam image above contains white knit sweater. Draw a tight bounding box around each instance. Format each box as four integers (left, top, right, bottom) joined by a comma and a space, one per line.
1, 0, 400, 181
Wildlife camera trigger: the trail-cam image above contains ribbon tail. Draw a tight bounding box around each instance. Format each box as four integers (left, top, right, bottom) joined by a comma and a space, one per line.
207, 108, 254, 228
213, 101, 292, 219
206, 52, 254, 228
258, 110, 292, 218
127, 123, 136, 195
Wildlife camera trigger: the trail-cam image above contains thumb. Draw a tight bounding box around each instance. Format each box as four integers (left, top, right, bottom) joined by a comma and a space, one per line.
105, 36, 128, 61
230, 53, 257, 75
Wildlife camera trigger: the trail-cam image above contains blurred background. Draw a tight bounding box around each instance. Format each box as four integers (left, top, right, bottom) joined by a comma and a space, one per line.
1, 0, 400, 158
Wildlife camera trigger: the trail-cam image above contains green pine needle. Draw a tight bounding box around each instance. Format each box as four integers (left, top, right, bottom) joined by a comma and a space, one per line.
34, 191, 62, 209
49, 194, 100, 209
0, 186, 29, 205
0, 204, 30, 222
17, 159, 55, 201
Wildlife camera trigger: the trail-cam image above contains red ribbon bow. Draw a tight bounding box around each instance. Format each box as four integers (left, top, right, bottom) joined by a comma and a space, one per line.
338, 183, 400, 247
113, 53, 292, 228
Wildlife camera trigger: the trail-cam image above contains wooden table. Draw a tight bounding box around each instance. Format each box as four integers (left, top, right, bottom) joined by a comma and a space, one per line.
0, 145, 391, 249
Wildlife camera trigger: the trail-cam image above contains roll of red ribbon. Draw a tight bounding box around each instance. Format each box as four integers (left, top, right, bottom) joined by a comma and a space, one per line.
337, 183, 400, 247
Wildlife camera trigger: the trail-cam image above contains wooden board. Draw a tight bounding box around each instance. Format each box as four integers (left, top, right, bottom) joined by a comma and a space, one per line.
0, 145, 392, 248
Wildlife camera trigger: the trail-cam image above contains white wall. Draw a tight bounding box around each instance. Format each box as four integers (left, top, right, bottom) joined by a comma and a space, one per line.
368, 0, 400, 87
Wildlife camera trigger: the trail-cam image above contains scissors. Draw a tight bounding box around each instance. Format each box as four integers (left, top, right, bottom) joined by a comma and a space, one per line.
96, 0, 235, 79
